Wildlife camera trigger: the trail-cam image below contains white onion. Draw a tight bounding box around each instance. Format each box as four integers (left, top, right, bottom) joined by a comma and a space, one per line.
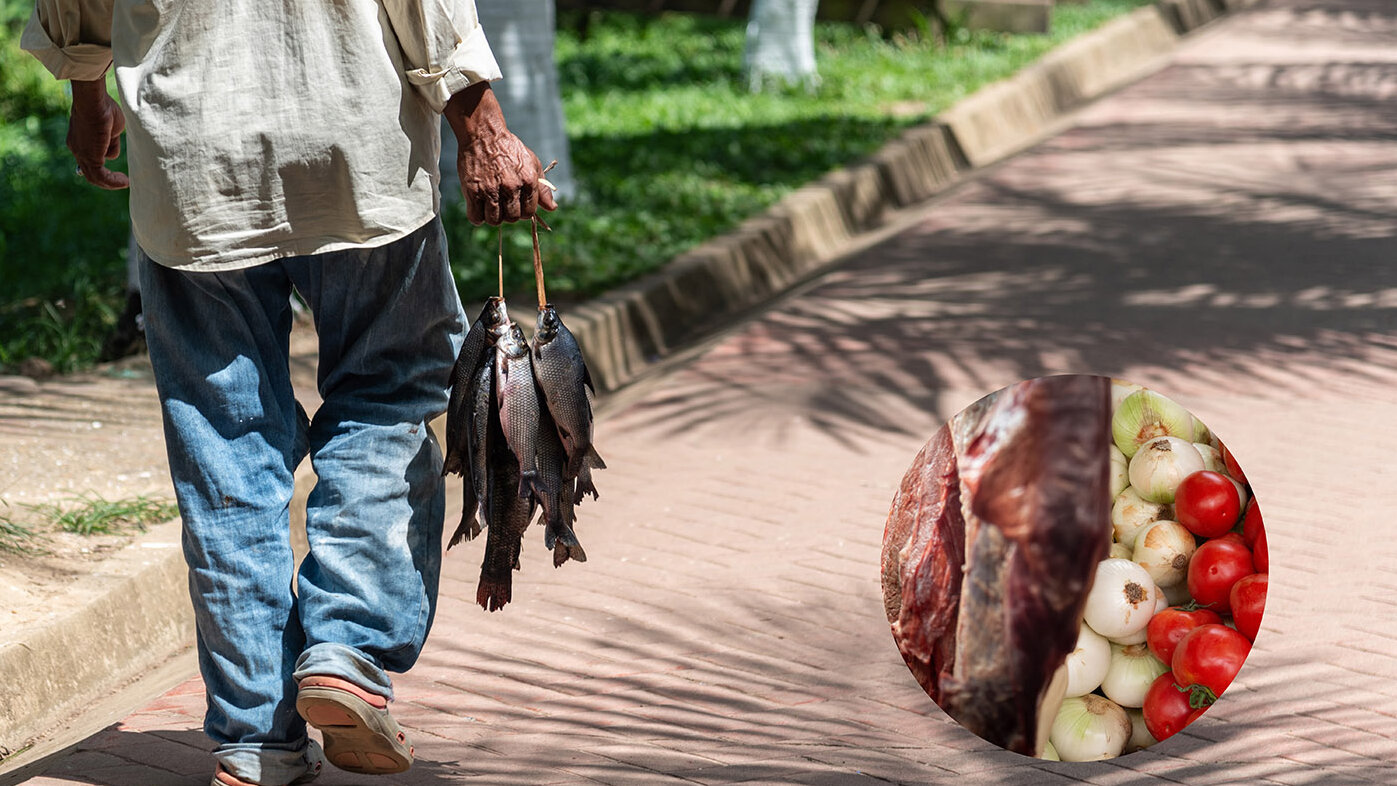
1226, 475, 1250, 509
1109, 583, 1165, 646
1128, 437, 1205, 504
1125, 708, 1158, 753
1112, 390, 1193, 458
1111, 487, 1173, 547
1049, 695, 1131, 761
1101, 643, 1169, 708
1110, 379, 1144, 413
1040, 740, 1061, 761
1063, 623, 1111, 698
1193, 442, 1225, 474
1108, 541, 1133, 560
1083, 559, 1158, 640
1132, 520, 1197, 588
1109, 445, 1130, 500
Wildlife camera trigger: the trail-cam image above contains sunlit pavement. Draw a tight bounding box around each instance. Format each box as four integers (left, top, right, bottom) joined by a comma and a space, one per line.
27, 1, 1397, 783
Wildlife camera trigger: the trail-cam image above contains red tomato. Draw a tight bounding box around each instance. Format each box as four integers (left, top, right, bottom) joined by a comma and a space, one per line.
1253, 528, 1269, 573
1143, 672, 1196, 741
1220, 442, 1248, 486
1174, 471, 1243, 537
1240, 500, 1264, 548
1146, 606, 1224, 667
1230, 573, 1267, 641
1187, 537, 1254, 614
1172, 624, 1251, 697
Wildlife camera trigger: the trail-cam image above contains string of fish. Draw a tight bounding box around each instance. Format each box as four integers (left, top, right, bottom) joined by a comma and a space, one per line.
442, 168, 606, 612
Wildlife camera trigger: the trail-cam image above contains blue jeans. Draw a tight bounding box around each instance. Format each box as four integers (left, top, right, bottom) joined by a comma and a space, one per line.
139, 218, 464, 785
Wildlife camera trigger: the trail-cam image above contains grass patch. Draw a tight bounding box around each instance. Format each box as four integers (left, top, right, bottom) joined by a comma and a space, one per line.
1, 0, 1150, 370
0, 500, 41, 553
23, 492, 178, 536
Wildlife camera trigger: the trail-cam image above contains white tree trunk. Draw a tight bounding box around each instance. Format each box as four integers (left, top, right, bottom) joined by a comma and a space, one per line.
441, 0, 576, 202
743, 0, 821, 92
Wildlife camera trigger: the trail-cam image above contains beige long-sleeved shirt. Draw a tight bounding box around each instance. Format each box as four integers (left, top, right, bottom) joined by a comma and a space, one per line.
22, 1, 502, 270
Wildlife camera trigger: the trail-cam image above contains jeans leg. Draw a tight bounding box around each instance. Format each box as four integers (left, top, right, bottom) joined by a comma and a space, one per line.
287, 217, 465, 697
139, 254, 317, 785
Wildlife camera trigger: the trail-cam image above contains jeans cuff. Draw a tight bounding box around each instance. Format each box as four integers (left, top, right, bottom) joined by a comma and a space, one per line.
293, 642, 395, 701
215, 738, 324, 786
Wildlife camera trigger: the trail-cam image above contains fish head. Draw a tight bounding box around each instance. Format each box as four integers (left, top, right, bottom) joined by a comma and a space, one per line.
483, 298, 510, 337
498, 323, 529, 358
535, 305, 561, 345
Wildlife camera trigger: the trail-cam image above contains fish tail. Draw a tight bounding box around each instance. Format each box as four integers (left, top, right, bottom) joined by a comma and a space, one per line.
574, 464, 600, 504
549, 522, 586, 567
476, 571, 512, 612
518, 471, 547, 500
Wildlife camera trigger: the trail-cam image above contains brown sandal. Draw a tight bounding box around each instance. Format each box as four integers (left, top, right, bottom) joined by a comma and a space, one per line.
295, 678, 413, 775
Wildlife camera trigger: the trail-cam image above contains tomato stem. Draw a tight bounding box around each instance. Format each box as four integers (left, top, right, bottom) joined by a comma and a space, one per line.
1174, 682, 1218, 709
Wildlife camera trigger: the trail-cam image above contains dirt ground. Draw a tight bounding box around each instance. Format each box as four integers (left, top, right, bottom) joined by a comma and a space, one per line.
0, 321, 323, 634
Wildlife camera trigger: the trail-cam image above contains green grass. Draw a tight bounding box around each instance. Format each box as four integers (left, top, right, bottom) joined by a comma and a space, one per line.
444, 1, 1151, 302
27, 492, 179, 535
1, 0, 1149, 370
0, 499, 40, 553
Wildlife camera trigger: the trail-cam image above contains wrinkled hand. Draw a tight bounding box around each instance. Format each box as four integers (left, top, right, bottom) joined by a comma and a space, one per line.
445, 83, 558, 226
69, 79, 129, 190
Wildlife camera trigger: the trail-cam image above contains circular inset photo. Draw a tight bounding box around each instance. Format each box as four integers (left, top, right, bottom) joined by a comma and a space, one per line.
880, 375, 1267, 761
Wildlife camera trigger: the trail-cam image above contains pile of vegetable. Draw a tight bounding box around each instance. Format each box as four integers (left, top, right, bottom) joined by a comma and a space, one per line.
1044, 383, 1268, 761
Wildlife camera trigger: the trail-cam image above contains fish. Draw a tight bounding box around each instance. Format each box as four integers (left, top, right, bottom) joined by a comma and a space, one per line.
535, 404, 586, 566
444, 298, 505, 477
476, 403, 536, 612
532, 305, 605, 484
448, 346, 496, 549
495, 322, 545, 499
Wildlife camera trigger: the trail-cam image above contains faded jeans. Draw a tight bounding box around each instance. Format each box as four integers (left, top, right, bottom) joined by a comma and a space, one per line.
139, 218, 464, 785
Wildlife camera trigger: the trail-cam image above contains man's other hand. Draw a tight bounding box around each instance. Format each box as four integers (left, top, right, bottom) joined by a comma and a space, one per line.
69, 79, 129, 190
445, 83, 558, 226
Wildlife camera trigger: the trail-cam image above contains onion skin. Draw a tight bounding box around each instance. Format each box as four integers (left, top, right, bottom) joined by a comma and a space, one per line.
1112, 487, 1173, 547
1132, 520, 1197, 588
1050, 695, 1131, 761
1083, 559, 1158, 640
1112, 390, 1194, 458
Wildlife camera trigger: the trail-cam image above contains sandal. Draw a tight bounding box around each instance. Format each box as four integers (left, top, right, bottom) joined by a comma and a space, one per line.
294, 676, 414, 774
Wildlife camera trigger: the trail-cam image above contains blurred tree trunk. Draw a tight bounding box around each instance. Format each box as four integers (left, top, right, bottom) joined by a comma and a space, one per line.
442, 0, 576, 202
743, 0, 820, 91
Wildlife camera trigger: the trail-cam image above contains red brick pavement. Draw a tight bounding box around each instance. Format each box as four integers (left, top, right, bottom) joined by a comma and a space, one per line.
22, 0, 1397, 783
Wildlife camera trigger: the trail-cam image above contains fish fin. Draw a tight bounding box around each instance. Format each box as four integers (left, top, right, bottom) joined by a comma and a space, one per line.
519, 471, 549, 500
574, 463, 600, 504
476, 574, 511, 612
447, 515, 481, 550
585, 445, 606, 470
582, 364, 596, 394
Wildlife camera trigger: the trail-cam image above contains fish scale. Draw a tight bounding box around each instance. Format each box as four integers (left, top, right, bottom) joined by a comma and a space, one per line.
532, 305, 605, 498
496, 323, 545, 500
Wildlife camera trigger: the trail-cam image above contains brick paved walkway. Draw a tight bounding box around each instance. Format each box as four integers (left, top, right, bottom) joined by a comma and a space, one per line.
23, 0, 1397, 783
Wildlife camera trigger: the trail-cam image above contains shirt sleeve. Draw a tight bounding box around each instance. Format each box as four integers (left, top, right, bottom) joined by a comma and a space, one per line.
382, 0, 504, 114
20, 0, 114, 81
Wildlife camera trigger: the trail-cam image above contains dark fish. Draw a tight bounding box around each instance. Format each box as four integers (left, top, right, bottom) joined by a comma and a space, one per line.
535, 404, 586, 566
444, 298, 505, 477
477, 404, 536, 612
532, 306, 605, 483
495, 323, 544, 499
575, 461, 599, 504
448, 346, 495, 549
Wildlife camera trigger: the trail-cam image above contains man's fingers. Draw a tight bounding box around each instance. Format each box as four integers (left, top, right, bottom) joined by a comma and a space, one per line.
539, 185, 559, 212
81, 164, 130, 190
521, 182, 538, 220
105, 133, 121, 161
504, 184, 525, 223
484, 191, 502, 226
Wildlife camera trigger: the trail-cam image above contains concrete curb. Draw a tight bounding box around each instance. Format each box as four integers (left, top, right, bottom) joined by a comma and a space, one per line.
0, 519, 193, 766
572, 0, 1241, 393
0, 0, 1245, 768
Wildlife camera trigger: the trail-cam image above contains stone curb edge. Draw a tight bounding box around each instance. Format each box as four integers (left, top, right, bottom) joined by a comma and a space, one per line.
569, 0, 1252, 393
0, 0, 1251, 769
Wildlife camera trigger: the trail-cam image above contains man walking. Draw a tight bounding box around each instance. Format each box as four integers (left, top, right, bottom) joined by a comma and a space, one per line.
23, 2, 556, 784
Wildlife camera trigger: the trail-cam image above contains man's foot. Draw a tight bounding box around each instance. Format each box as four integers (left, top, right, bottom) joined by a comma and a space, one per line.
295, 675, 413, 774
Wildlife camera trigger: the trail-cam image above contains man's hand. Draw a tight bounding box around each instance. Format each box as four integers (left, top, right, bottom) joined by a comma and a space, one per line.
444, 82, 558, 226
69, 79, 129, 190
